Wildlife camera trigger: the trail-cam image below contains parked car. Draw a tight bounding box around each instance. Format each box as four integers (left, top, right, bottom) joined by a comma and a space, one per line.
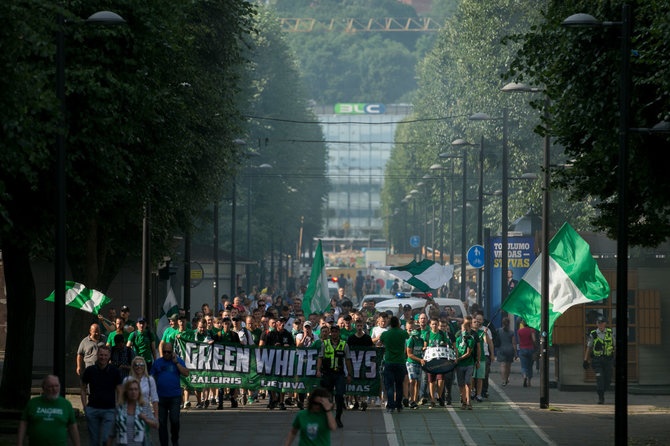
374, 298, 428, 319
428, 298, 467, 320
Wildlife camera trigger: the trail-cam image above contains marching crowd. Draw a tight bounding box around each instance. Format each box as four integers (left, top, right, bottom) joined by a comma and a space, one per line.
21, 285, 542, 446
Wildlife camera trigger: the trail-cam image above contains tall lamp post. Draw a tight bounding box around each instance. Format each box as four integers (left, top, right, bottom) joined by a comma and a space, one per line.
502, 81, 551, 409
246, 163, 272, 293
429, 164, 446, 266
54, 10, 126, 394
562, 7, 631, 442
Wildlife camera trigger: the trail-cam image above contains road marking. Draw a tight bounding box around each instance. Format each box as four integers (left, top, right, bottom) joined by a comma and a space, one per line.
382, 410, 399, 446
446, 407, 477, 445
490, 381, 557, 446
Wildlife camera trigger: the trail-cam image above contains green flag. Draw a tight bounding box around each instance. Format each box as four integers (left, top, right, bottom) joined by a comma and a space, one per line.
157, 286, 179, 339
46, 281, 111, 315
302, 240, 330, 314
385, 259, 454, 292
502, 223, 610, 341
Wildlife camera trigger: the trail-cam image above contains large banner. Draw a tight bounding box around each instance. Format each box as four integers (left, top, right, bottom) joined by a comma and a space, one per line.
175, 339, 382, 396
487, 236, 535, 327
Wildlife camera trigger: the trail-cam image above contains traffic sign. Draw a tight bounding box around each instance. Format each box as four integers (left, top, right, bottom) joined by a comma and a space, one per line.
409, 235, 420, 248
467, 244, 485, 268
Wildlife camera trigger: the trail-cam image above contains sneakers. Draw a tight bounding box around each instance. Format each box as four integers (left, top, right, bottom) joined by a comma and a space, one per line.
279, 402, 286, 410
409, 401, 418, 409
352, 402, 359, 410
421, 398, 428, 405
402, 398, 409, 408
386, 407, 394, 414
210, 398, 217, 406
285, 397, 295, 406
475, 395, 483, 403
429, 402, 436, 409
360, 401, 368, 411
438, 398, 445, 407
203, 400, 209, 408
195, 402, 204, 409
461, 403, 467, 410
183, 402, 191, 409
216, 402, 223, 410
467, 404, 473, 410
336, 418, 343, 428
374, 397, 382, 407
267, 401, 276, 410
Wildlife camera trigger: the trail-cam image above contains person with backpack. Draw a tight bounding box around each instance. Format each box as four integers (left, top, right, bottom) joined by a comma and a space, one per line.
455, 316, 476, 410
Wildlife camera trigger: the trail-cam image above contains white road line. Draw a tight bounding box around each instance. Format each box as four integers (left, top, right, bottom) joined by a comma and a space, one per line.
383, 410, 400, 446
446, 407, 477, 446
490, 381, 557, 446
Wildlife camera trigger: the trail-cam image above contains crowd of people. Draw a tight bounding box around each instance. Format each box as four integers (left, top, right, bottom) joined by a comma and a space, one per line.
21, 282, 552, 446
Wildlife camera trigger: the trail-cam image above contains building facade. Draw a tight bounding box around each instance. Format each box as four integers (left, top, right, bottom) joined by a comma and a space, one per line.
313, 103, 412, 250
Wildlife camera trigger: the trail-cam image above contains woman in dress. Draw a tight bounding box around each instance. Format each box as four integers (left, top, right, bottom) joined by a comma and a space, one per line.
108, 379, 158, 446
123, 357, 159, 421
496, 317, 517, 386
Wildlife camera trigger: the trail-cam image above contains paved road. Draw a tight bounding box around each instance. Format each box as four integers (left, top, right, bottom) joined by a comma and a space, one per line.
8, 360, 669, 445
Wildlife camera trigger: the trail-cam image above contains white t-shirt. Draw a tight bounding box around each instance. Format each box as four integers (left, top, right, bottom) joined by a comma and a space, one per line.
370, 326, 388, 347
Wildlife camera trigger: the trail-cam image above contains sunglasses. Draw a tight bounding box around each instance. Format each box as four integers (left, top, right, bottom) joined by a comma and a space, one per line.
163, 351, 173, 354
133, 363, 145, 367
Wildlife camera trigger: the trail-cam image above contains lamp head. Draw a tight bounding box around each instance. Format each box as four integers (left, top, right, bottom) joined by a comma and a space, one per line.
561, 13, 600, 27
86, 11, 126, 24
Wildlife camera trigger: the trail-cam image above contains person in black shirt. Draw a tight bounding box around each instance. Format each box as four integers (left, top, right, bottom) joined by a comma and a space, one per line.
261, 317, 294, 410
215, 317, 241, 409
346, 318, 373, 410
80, 345, 122, 446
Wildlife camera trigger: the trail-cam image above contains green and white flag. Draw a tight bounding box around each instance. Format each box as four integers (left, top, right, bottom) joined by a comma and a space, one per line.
45, 281, 111, 315
302, 240, 330, 314
385, 259, 454, 292
157, 286, 179, 339
502, 222, 610, 340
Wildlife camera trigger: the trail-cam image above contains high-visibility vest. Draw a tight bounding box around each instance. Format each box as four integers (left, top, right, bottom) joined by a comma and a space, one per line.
323, 339, 347, 373
590, 328, 614, 357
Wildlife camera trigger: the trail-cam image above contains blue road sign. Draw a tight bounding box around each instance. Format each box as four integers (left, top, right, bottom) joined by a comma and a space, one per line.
467, 244, 485, 268
409, 235, 420, 248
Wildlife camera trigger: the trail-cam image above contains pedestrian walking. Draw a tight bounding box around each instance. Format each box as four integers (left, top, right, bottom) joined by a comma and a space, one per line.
283, 387, 337, 446
380, 316, 409, 413
496, 317, 517, 386
517, 319, 536, 387
151, 342, 189, 446
77, 323, 107, 376
316, 325, 354, 428
583, 315, 615, 404
81, 345, 123, 446
18, 375, 80, 446
107, 379, 158, 446
455, 316, 476, 410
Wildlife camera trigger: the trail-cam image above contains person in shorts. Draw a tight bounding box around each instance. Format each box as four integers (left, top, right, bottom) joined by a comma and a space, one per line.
404, 320, 424, 409
455, 316, 476, 410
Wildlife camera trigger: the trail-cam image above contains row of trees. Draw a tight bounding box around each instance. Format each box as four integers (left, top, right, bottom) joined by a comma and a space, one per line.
0, 0, 326, 407
382, 0, 670, 254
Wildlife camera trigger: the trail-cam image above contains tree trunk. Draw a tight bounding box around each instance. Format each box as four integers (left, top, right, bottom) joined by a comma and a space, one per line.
0, 237, 36, 408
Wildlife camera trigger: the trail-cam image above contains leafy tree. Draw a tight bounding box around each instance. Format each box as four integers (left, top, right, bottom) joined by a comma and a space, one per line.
0, 0, 254, 407
506, 0, 670, 247
382, 0, 595, 258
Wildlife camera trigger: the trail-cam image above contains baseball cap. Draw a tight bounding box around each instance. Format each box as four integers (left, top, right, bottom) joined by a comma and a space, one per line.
136, 317, 146, 323
168, 314, 178, 321
325, 316, 335, 324
121, 305, 130, 311
232, 316, 241, 322
278, 316, 288, 323
304, 321, 312, 328
222, 317, 231, 323
403, 304, 412, 311
596, 315, 608, 323
343, 314, 352, 321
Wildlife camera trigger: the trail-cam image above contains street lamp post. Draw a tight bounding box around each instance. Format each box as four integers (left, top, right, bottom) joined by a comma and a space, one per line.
246, 163, 272, 294
429, 164, 446, 266
502, 81, 551, 409
562, 6, 631, 442
54, 10, 125, 394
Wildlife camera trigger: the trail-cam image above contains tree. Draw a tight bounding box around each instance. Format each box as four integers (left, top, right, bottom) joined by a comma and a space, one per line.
506, 0, 670, 247
0, 0, 255, 407
382, 0, 595, 257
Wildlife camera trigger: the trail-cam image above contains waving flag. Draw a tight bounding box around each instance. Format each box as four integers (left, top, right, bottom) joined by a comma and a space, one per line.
45, 281, 111, 315
502, 222, 610, 340
157, 286, 180, 338
385, 259, 454, 292
303, 240, 330, 314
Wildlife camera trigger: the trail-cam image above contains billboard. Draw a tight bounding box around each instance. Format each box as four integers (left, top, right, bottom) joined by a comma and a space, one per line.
334, 103, 386, 114
487, 236, 535, 327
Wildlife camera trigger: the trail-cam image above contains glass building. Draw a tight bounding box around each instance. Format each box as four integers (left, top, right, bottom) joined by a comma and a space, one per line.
313, 104, 412, 248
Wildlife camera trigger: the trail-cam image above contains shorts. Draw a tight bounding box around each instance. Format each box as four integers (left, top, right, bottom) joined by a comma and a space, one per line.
473, 362, 486, 379
406, 362, 422, 381
456, 365, 474, 387
427, 372, 445, 383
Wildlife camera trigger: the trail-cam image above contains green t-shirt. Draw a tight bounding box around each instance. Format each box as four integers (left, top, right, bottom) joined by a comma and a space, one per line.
161, 327, 176, 343
379, 328, 410, 364
251, 328, 263, 344
424, 330, 448, 348
406, 335, 424, 364
420, 327, 430, 340
456, 330, 476, 367
477, 329, 487, 361
127, 330, 157, 363
21, 395, 76, 446
107, 330, 130, 347
292, 409, 331, 446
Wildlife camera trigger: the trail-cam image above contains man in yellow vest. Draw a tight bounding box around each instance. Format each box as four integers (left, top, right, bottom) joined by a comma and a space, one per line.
316, 325, 354, 428
583, 315, 615, 404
